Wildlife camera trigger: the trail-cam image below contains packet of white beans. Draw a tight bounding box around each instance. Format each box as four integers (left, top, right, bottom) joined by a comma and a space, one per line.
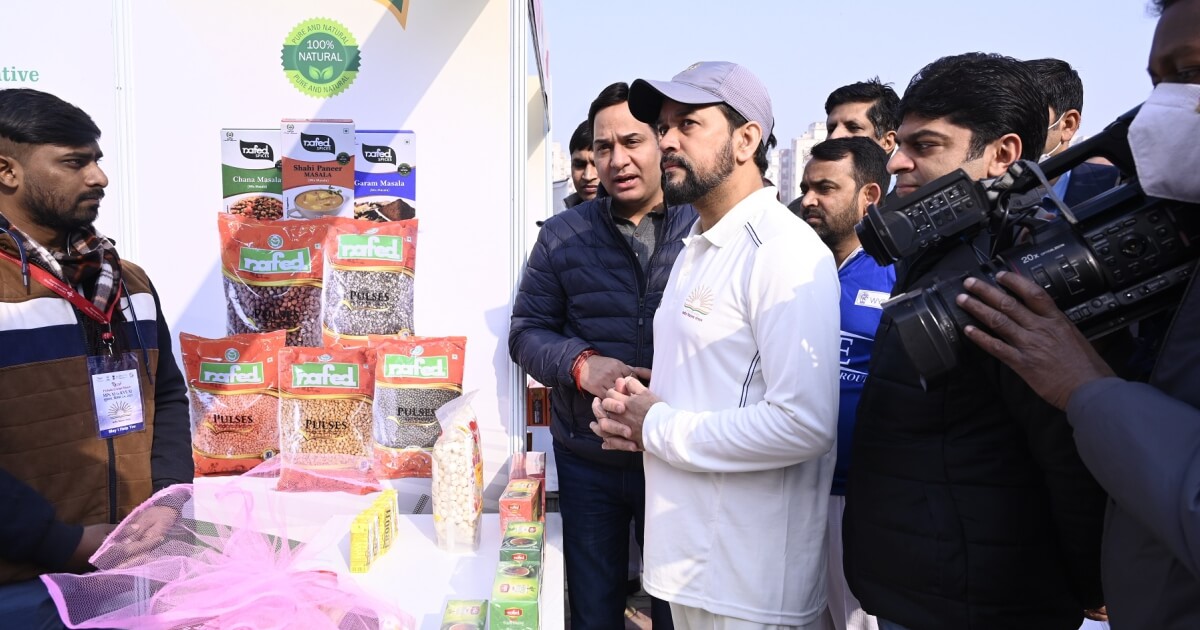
431, 390, 483, 552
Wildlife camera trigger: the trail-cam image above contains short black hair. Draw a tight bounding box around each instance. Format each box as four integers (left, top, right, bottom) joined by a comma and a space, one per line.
1024, 58, 1084, 115
808, 137, 890, 192
898, 52, 1047, 162
587, 82, 631, 142
0, 88, 101, 151
568, 120, 592, 154
824, 78, 901, 138
1151, 0, 1181, 14
717, 103, 777, 175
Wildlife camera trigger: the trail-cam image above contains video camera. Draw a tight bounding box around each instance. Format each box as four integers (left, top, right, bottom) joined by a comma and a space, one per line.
856, 107, 1200, 380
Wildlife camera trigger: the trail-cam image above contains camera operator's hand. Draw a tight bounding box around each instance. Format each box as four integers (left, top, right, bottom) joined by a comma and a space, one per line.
955, 271, 1115, 411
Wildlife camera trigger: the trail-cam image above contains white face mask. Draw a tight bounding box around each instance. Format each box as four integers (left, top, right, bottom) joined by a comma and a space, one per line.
1040, 112, 1066, 161
1128, 82, 1200, 203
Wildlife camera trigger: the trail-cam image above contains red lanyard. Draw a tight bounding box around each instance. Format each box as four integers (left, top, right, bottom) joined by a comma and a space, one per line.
0, 248, 122, 326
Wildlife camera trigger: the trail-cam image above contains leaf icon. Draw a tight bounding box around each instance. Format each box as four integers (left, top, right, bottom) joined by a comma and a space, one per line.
322, 66, 334, 80
308, 66, 321, 81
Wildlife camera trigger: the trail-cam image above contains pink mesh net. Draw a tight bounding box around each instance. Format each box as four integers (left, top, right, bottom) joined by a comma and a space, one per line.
41, 484, 413, 630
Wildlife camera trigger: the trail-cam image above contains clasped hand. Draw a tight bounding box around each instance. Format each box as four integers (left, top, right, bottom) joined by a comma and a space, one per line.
589, 370, 658, 452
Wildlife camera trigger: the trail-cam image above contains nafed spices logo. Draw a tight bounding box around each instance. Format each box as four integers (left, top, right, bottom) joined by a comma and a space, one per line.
281, 18, 361, 98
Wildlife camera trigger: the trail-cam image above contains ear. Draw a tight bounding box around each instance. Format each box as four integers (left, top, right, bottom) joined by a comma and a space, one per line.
735, 121, 763, 166
1059, 109, 1082, 145
984, 132, 1023, 178
0, 154, 19, 190
879, 130, 896, 154
857, 183, 883, 217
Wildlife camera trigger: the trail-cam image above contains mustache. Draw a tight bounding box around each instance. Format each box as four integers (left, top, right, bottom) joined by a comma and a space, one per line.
78, 190, 105, 202
661, 155, 692, 172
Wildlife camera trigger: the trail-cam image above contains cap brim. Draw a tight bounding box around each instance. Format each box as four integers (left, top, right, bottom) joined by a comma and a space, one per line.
628, 78, 722, 125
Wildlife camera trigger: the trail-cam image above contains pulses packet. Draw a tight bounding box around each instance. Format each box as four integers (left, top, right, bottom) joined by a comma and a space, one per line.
372, 336, 466, 479
277, 346, 379, 494
181, 330, 287, 476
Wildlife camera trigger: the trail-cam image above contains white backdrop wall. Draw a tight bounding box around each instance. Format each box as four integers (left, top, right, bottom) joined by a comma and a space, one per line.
2, 0, 537, 509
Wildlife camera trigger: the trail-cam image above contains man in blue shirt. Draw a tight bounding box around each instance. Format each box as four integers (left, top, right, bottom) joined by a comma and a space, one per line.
792, 137, 892, 630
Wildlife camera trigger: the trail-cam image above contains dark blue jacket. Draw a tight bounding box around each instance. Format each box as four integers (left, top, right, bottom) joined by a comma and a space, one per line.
509, 197, 696, 469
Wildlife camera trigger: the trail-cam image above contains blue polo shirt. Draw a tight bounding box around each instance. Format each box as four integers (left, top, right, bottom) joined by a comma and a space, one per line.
832, 248, 895, 495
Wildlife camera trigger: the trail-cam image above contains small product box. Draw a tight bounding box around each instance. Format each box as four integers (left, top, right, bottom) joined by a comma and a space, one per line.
281, 119, 355, 220
220, 129, 283, 220
349, 511, 378, 574
490, 562, 540, 629
499, 478, 543, 533
354, 130, 416, 221
500, 521, 544, 564
524, 381, 550, 427
439, 599, 487, 629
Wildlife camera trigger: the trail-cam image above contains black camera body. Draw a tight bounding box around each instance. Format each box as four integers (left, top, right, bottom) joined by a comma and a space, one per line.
856, 107, 1200, 380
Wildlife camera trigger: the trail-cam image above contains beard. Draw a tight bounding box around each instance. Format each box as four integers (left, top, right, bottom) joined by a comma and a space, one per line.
804, 202, 862, 250
24, 176, 103, 234
662, 137, 736, 206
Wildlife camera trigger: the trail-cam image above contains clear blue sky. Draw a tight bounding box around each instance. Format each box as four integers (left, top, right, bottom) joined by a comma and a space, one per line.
542, 1, 1161, 148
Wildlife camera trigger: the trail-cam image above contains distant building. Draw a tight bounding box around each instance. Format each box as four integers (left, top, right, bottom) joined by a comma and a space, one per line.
778, 122, 828, 204
764, 149, 781, 192
779, 148, 795, 205
551, 141, 570, 184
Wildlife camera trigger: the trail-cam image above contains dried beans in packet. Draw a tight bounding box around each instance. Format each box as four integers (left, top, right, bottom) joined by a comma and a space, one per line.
321, 219, 418, 346
371, 336, 467, 479
277, 346, 380, 494
219, 214, 333, 347
181, 330, 286, 476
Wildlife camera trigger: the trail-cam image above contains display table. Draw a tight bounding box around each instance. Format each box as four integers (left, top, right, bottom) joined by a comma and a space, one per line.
192, 477, 564, 629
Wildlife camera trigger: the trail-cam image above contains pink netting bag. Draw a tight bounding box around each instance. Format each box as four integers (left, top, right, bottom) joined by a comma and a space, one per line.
41, 484, 413, 630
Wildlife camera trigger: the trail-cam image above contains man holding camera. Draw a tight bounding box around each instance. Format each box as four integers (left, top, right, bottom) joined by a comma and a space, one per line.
956, 0, 1200, 626
841, 53, 1107, 630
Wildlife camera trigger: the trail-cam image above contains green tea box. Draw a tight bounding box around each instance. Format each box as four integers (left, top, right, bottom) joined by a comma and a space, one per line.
490, 562, 540, 629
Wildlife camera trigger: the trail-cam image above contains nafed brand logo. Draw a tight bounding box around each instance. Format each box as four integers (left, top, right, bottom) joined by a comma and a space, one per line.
239, 247, 312, 274
337, 234, 402, 261
683, 285, 714, 320
239, 141, 274, 162
293, 362, 359, 388
200, 362, 265, 385
224, 348, 241, 362
384, 355, 449, 379
362, 144, 396, 165
300, 133, 335, 154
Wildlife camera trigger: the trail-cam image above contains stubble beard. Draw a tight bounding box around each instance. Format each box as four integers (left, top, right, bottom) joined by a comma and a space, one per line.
662, 138, 735, 207
24, 177, 102, 236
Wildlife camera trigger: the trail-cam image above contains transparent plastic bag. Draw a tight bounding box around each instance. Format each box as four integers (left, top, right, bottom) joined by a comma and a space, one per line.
430, 391, 483, 552
40, 484, 414, 630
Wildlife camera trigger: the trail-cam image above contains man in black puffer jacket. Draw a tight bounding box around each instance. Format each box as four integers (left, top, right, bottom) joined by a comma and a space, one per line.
509, 81, 695, 630
842, 54, 1107, 630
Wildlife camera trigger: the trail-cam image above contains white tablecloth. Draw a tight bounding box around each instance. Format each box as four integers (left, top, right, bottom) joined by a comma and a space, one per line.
192, 476, 564, 629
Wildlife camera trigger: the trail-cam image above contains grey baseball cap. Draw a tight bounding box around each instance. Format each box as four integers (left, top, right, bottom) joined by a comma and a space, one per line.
629, 61, 775, 146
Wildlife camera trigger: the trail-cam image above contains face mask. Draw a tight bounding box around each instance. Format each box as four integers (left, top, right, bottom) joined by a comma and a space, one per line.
1128, 82, 1200, 203
1039, 112, 1066, 162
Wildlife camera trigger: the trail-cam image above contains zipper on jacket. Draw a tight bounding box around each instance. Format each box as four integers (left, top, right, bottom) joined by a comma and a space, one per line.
635, 296, 646, 366
106, 438, 118, 523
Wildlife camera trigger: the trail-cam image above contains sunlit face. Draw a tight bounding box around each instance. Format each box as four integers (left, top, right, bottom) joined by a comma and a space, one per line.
799, 156, 866, 249
827, 101, 878, 140
655, 100, 736, 206
569, 148, 598, 200
592, 102, 662, 209
1148, 0, 1200, 86
887, 115, 987, 197
18, 142, 108, 233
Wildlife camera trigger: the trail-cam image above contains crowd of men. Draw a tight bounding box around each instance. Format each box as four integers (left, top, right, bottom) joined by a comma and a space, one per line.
0, 1, 1196, 629
511, 0, 1200, 628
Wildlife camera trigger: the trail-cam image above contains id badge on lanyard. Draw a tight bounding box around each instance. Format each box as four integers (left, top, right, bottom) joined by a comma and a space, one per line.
0, 249, 148, 438
87, 352, 147, 438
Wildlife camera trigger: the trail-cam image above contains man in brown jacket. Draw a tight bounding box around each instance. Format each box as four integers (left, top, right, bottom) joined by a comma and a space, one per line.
0, 88, 192, 628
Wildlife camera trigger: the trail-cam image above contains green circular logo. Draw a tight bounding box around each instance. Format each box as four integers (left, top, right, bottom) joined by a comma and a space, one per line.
282, 18, 361, 98
224, 348, 240, 362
